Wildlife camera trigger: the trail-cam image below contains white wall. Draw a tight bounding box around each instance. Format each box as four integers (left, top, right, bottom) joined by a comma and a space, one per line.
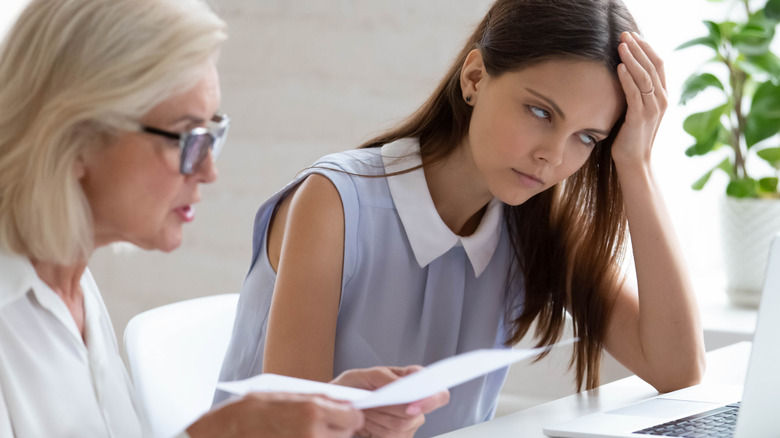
0, 0, 760, 410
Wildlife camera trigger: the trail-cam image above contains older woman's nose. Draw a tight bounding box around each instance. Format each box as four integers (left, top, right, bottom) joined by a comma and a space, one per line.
193, 150, 218, 183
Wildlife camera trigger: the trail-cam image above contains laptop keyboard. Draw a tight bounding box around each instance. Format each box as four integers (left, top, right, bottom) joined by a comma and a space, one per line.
634, 402, 740, 437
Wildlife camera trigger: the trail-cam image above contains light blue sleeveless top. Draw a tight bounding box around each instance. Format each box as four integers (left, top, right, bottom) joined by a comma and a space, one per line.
217, 138, 524, 437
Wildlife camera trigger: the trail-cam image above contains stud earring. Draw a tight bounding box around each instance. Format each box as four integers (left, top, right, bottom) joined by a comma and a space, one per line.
465, 95, 472, 103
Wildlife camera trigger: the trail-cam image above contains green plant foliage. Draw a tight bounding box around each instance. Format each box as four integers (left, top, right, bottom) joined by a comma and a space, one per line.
759, 176, 779, 191
692, 157, 733, 189
678, 0, 780, 198
727, 178, 758, 197
684, 105, 728, 140
768, 0, 780, 18
740, 51, 780, 76
757, 146, 780, 166
750, 81, 780, 117
746, 115, 780, 146
680, 73, 725, 104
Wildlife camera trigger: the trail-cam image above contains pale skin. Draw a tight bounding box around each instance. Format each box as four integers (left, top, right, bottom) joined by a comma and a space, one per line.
264, 29, 705, 413
30, 62, 446, 438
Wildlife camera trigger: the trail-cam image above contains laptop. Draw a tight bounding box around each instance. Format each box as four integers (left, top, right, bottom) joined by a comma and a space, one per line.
543, 235, 780, 438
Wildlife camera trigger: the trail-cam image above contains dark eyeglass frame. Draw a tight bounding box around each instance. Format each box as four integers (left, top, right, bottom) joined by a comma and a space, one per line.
141, 113, 230, 175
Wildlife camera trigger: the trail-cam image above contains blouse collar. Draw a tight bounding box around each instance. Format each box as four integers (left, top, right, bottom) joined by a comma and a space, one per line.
0, 248, 38, 309
381, 138, 503, 277
0, 248, 98, 348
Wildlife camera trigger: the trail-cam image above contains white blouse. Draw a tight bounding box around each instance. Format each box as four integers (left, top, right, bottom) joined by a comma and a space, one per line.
0, 249, 147, 437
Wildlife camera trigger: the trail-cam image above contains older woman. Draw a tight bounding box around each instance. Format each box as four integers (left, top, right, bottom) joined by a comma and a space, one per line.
0, 0, 446, 437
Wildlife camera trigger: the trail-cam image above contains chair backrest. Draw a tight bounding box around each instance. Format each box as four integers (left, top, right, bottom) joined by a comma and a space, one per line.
124, 293, 239, 438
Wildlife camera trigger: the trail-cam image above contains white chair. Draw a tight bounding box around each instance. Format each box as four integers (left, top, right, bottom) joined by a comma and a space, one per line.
124, 293, 239, 438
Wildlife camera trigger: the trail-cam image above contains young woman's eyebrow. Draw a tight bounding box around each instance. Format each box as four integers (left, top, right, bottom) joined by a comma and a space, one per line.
526, 87, 611, 136
526, 88, 566, 120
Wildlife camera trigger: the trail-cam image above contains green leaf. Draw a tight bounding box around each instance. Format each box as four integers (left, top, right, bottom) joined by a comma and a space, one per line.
685, 129, 722, 156
676, 36, 718, 51
767, 0, 780, 20
691, 157, 732, 190
751, 81, 780, 118
747, 8, 777, 28
717, 123, 732, 144
757, 146, 780, 168
691, 170, 714, 190
716, 155, 734, 175
680, 73, 726, 104
727, 178, 758, 198
732, 23, 775, 55
741, 52, 780, 77
745, 115, 780, 147
719, 21, 740, 38
683, 105, 728, 141
759, 177, 779, 192
685, 144, 699, 157
704, 20, 723, 42
746, 82, 780, 147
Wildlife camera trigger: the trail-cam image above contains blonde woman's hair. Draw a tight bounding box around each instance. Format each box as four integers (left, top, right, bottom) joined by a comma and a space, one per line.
0, 0, 227, 264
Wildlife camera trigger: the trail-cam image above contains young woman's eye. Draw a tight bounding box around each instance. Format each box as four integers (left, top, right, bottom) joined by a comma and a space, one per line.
579, 133, 597, 146
528, 105, 551, 120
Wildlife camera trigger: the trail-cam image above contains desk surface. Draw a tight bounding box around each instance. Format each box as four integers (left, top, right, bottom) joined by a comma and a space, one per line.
435, 342, 752, 438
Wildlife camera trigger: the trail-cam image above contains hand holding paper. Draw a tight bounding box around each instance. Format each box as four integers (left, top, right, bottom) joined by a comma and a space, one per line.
217, 338, 578, 409
331, 365, 449, 438
330, 364, 449, 413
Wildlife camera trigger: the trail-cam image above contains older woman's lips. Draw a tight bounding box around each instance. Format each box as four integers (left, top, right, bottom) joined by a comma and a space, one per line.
175, 205, 195, 222
512, 169, 544, 188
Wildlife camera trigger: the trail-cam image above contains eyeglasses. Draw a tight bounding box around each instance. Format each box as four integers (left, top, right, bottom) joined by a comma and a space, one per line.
141, 113, 230, 175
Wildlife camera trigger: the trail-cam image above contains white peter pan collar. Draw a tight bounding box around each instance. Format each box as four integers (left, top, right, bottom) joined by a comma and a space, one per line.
382, 138, 503, 277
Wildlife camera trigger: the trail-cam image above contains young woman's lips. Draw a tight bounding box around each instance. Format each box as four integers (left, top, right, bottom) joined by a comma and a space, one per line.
174, 205, 195, 223
513, 169, 544, 188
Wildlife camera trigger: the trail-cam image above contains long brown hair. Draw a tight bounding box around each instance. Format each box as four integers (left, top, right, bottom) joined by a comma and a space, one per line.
360, 0, 637, 390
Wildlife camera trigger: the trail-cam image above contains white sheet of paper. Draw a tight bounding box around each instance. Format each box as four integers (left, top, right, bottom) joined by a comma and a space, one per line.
216, 373, 373, 402
216, 338, 577, 409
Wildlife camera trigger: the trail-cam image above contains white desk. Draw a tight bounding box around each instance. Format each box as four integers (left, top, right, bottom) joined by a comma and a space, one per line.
436, 342, 752, 437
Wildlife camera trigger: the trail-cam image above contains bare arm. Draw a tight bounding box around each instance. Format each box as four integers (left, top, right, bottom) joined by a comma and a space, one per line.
261, 174, 448, 438
603, 32, 706, 392
263, 173, 345, 382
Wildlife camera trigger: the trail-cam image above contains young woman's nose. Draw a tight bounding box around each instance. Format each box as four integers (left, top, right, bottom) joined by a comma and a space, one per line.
532, 134, 566, 167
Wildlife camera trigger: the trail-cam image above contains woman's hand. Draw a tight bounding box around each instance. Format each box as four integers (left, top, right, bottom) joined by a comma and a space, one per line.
187, 392, 364, 438
612, 31, 668, 168
332, 365, 450, 438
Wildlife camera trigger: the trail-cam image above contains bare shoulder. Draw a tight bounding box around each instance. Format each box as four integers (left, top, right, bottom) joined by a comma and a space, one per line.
267, 173, 345, 272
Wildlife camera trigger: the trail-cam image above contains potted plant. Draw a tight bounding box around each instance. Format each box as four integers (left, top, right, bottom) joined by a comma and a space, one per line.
678, 0, 780, 306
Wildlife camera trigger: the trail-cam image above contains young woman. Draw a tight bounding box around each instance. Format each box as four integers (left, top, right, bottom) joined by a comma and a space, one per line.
0, 0, 446, 437
218, 0, 706, 436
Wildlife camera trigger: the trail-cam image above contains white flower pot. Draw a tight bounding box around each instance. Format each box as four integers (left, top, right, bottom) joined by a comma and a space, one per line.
719, 197, 780, 307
